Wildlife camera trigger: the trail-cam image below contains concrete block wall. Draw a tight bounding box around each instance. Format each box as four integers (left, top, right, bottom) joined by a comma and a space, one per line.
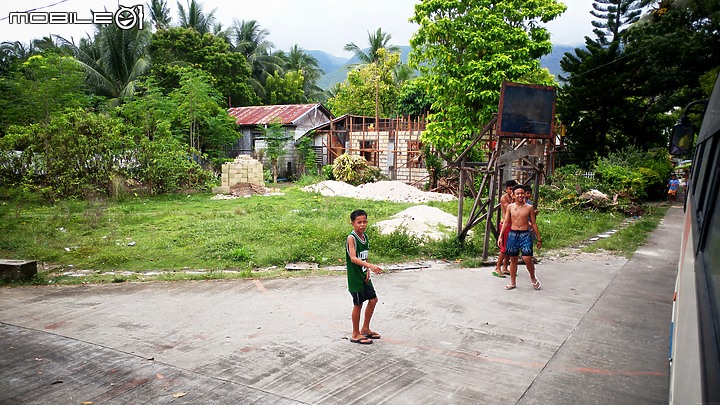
221, 155, 264, 186
391, 131, 428, 184
348, 130, 430, 184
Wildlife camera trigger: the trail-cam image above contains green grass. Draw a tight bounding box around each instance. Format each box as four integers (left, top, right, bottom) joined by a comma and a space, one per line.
0, 184, 668, 284
583, 203, 669, 257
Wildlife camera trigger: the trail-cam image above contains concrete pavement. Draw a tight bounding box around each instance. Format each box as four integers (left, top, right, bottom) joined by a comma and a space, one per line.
0, 205, 682, 404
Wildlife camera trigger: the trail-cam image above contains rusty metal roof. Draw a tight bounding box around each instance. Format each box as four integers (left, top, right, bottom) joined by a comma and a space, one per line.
227, 103, 329, 126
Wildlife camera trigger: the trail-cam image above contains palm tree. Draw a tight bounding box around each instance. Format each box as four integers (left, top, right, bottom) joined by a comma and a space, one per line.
0, 41, 34, 74
60, 22, 151, 102
230, 19, 283, 100
212, 22, 232, 44
344, 28, 401, 65
282, 45, 326, 100
177, 0, 217, 34
148, 0, 172, 31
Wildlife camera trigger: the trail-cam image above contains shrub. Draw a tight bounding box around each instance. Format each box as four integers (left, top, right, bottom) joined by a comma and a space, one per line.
321, 164, 335, 180
594, 147, 672, 200
331, 154, 382, 185
548, 147, 674, 204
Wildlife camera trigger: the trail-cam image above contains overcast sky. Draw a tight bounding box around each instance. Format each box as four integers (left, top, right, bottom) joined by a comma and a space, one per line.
1, 0, 598, 58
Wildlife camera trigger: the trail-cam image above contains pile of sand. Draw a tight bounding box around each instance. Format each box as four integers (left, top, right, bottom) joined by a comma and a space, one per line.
301, 180, 456, 203
374, 205, 460, 240
302, 180, 459, 240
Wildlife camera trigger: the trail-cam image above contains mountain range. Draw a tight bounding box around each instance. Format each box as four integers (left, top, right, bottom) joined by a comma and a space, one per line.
307, 45, 578, 90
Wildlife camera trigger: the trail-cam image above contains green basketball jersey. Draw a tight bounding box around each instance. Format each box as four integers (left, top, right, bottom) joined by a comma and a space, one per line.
346, 230, 371, 292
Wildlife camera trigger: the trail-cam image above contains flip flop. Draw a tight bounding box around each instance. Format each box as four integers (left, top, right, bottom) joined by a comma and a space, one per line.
533, 279, 542, 290
350, 337, 373, 344
363, 332, 381, 339
492, 271, 506, 278
502, 270, 511, 275
504, 284, 516, 290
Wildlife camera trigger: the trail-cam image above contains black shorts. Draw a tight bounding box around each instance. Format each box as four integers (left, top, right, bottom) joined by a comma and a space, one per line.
350, 283, 377, 305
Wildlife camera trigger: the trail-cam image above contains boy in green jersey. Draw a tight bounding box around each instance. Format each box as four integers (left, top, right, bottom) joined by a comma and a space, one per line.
346, 210, 383, 345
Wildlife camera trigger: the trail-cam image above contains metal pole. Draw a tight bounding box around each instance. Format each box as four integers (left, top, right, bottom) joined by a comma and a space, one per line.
457, 160, 465, 235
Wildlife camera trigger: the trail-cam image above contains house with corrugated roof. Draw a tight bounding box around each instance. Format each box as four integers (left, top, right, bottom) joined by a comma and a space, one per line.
227, 103, 332, 177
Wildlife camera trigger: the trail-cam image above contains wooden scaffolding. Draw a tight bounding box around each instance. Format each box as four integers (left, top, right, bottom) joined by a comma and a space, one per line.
453, 82, 560, 260
315, 115, 429, 184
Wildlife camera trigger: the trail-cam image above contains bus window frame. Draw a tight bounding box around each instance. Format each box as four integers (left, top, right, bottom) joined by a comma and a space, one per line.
692, 131, 720, 404
692, 137, 719, 247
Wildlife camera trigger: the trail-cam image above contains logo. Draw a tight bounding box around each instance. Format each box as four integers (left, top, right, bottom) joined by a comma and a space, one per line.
8, 5, 144, 31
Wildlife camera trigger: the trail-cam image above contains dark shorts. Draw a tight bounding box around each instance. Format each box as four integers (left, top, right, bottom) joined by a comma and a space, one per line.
350, 283, 377, 306
506, 230, 533, 257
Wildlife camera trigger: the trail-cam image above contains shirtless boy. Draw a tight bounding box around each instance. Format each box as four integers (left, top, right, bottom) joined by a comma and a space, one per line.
493, 180, 517, 278
498, 185, 542, 290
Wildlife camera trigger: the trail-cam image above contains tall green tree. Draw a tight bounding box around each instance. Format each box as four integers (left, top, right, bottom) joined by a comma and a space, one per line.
281, 45, 325, 101
624, 0, 720, 119
148, 27, 258, 107
0, 54, 90, 131
0, 41, 36, 75
396, 76, 435, 118
409, 0, 565, 158
344, 28, 401, 65
148, 0, 172, 30
169, 68, 239, 157
558, 39, 627, 163
590, 0, 644, 45
264, 70, 306, 104
230, 19, 283, 101
64, 22, 151, 102
343, 28, 411, 86
177, 0, 217, 34
328, 49, 400, 117
555, 0, 714, 165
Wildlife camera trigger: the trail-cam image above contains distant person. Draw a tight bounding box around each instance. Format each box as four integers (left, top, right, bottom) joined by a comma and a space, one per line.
667, 174, 680, 202
524, 185, 539, 243
346, 209, 383, 344
498, 185, 542, 290
493, 179, 518, 278
523, 185, 539, 217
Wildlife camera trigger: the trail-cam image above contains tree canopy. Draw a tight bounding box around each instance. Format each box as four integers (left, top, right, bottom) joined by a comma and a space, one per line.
557, 0, 720, 165
328, 49, 400, 117
409, 0, 566, 158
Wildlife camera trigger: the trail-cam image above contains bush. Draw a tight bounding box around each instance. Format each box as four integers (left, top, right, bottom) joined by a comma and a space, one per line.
331, 154, 383, 185
321, 164, 335, 180
0, 110, 215, 199
547, 147, 674, 205
594, 147, 672, 200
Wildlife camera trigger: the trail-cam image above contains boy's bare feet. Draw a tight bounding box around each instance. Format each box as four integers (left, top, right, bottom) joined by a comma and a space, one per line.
361, 330, 381, 339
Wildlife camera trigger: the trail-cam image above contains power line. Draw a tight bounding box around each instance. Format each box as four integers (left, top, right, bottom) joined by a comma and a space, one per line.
561, 42, 655, 82
0, 0, 72, 21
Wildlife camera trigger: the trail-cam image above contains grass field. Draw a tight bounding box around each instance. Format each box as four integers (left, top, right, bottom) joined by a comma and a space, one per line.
0, 183, 669, 284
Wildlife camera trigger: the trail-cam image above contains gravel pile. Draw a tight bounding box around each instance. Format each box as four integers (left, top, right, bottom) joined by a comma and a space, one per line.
302, 180, 456, 203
